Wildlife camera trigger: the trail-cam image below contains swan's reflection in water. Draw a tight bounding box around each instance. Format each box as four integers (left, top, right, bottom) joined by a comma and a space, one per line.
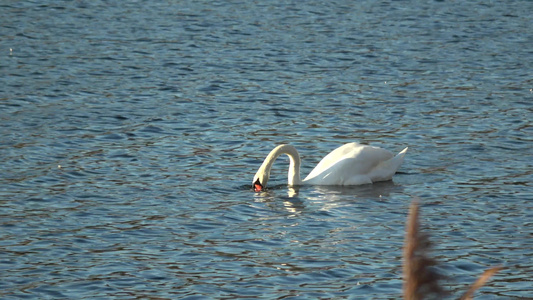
287, 187, 298, 198
254, 181, 404, 215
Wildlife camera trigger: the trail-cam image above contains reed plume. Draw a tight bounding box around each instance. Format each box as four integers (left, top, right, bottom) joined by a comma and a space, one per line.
403, 199, 445, 299
403, 199, 501, 299
459, 266, 503, 300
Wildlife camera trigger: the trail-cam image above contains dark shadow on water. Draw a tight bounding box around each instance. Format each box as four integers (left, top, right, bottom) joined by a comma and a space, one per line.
244, 180, 402, 196
307, 180, 404, 198
250, 180, 404, 214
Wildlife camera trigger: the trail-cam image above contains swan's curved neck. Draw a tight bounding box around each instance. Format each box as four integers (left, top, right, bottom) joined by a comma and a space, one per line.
259, 144, 302, 186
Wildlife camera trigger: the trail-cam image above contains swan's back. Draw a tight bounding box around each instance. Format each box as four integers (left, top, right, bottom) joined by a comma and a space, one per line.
303, 142, 406, 185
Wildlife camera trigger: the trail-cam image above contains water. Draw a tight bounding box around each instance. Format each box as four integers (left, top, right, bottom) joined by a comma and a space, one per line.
1, 0, 532, 298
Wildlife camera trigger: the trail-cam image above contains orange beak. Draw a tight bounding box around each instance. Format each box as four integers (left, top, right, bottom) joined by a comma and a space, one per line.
253, 179, 263, 192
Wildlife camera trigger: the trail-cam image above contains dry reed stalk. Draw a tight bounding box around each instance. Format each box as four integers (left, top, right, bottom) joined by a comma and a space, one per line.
403, 199, 502, 299
403, 199, 445, 299
459, 266, 503, 300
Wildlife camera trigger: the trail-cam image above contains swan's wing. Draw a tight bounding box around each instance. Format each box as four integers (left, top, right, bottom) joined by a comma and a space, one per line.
304, 143, 394, 184
304, 157, 373, 185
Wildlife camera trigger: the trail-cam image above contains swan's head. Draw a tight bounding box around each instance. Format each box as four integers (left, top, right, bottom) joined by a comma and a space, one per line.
252, 170, 269, 192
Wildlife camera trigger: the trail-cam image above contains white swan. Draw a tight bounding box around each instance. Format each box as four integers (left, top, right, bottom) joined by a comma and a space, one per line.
252, 142, 408, 192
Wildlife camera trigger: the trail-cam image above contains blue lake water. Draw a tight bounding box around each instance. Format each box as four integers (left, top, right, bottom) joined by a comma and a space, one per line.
1, 0, 532, 298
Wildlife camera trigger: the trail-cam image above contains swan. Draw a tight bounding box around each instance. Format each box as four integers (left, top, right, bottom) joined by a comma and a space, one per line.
252, 142, 408, 192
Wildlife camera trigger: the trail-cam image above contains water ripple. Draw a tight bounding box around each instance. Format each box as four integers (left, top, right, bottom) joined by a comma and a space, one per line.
1, 0, 532, 298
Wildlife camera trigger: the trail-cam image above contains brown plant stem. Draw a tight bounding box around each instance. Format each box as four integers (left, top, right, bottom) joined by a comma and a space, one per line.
459, 266, 503, 300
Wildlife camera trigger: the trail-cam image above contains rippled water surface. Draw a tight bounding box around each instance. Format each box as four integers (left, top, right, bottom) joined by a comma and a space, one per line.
1, 1, 532, 299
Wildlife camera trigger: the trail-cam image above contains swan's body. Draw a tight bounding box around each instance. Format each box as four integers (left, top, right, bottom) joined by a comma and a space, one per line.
252, 142, 407, 192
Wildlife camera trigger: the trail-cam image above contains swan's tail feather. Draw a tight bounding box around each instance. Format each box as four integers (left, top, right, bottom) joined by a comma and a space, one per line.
391, 147, 408, 170
384, 147, 408, 171
398, 147, 408, 158
369, 147, 408, 182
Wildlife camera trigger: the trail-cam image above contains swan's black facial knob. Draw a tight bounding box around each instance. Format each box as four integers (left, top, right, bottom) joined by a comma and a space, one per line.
253, 179, 263, 192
